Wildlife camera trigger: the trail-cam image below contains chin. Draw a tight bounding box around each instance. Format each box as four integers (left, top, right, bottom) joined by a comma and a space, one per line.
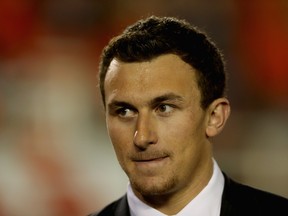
131, 176, 178, 197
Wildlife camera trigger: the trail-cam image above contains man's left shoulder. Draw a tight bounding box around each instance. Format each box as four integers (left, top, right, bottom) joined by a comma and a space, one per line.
222, 173, 288, 214
229, 177, 288, 203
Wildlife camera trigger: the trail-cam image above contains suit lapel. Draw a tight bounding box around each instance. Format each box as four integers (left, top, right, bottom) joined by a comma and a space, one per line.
220, 173, 233, 216
115, 195, 130, 216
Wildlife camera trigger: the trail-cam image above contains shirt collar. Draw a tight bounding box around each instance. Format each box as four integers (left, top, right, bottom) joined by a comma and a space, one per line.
127, 158, 224, 216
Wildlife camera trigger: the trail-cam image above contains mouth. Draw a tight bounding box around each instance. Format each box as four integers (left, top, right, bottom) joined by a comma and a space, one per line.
133, 156, 168, 162
131, 154, 170, 171
129, 150, 171, 172
131, 152, 169, 162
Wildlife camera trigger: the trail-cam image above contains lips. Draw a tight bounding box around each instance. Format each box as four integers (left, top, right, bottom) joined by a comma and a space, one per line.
130, 152, 169, 162
129, 152, 170, 174
134, 155, 168, 162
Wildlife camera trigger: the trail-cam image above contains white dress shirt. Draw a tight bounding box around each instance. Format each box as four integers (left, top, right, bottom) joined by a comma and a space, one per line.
127, 158, 224, 216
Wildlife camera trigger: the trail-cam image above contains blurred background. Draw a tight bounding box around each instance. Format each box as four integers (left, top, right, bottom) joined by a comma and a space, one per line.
0, 0, 287, 215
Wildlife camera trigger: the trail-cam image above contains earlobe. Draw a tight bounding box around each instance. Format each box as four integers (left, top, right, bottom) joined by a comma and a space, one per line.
206, 98, 231, 137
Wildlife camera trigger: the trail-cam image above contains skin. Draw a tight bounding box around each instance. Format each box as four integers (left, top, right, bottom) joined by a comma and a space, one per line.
104, 54, 230, 214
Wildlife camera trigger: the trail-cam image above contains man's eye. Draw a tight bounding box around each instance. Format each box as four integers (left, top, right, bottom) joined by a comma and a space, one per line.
157, 104, 174, 114
116, 108, 135, 118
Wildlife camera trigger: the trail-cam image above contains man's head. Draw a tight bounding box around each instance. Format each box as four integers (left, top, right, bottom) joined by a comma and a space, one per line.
99, 15, 227, 110
99, 16, 230, 213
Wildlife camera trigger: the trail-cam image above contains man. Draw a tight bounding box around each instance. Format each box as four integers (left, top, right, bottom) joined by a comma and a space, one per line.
89, 16, 288, 216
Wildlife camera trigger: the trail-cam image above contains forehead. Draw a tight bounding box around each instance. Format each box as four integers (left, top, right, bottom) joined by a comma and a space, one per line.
104, 54, 200, 104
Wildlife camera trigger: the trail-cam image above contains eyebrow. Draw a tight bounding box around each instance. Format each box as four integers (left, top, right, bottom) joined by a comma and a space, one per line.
149, 93, 184, 107
107, 93, 184, 110
108, 101, 135, 111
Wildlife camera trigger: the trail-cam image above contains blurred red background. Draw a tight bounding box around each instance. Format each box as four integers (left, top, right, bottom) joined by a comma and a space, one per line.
0, 0, 287, 215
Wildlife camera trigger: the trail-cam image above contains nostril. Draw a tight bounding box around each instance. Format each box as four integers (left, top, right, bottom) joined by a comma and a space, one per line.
133, 129, 158, 149
133, 113, 158, 149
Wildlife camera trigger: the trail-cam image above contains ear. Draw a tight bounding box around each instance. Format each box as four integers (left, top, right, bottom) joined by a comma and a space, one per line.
205, 98, 231, 137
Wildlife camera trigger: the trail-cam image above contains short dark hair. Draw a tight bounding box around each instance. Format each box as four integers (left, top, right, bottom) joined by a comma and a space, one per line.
99, 16, 227, 109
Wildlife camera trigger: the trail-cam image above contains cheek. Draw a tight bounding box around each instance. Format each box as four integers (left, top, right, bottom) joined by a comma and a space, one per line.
107, 120, 134, 155
164, 119, 206, 170
161, 114, 206, 151
162, 115, 193, 136
107, 128, 126, 166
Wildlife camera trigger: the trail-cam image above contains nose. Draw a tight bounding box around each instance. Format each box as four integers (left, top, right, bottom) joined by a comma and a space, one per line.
133, 113, 158, 150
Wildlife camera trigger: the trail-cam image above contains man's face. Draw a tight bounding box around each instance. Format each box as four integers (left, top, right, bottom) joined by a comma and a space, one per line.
104, 54, 212, 199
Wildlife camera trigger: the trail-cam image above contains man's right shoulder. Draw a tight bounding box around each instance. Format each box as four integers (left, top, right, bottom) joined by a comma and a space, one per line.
87, 195, 130, 216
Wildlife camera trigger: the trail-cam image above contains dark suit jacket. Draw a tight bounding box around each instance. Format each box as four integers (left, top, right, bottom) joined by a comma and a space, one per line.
88, 173, 288, 216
